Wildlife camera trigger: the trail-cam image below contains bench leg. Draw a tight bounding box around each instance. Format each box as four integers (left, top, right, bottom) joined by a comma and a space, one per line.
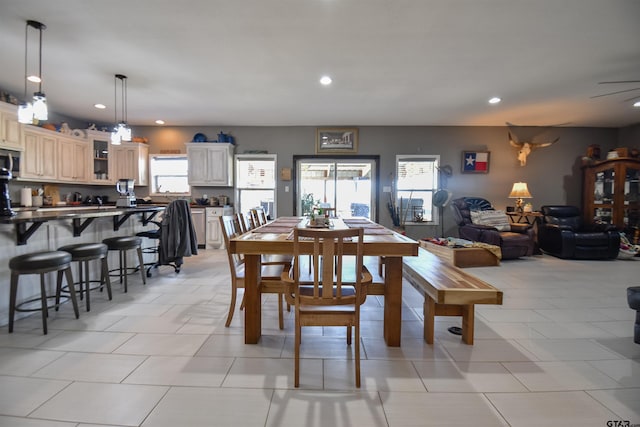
423, 296, 435, 344
461, 304, 474, 345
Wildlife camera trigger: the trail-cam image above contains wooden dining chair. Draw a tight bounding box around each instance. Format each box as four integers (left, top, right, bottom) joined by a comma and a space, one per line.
234, 212, 248, 234
282, 227, 372, 387
250, 208, 268, 227
219, 215, 288, 329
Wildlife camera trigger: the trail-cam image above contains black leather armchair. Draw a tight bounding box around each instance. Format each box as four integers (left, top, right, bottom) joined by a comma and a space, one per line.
538, 205, 620, 259
451, 197, 535, 259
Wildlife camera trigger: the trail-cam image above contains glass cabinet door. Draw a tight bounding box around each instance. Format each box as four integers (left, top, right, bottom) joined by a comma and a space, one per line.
92, 138, 109, 182
625, 166, 639, 228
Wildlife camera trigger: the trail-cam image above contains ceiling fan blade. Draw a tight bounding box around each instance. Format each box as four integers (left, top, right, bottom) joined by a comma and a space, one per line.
598, 80, 640, 84
590, 87, 640, 99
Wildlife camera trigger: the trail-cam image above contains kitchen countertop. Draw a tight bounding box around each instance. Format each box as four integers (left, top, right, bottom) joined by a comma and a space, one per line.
0, 205, 165, 245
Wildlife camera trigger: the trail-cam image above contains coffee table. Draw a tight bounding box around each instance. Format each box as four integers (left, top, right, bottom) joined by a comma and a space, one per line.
420, 240, 500, 268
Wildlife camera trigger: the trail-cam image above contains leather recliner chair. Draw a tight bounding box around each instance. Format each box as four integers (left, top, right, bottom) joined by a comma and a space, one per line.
451, 197, 535, 260
538, 205, 620, 259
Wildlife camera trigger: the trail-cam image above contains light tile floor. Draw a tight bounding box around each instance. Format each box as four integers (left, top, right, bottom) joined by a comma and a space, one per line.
0, 251, 639, 426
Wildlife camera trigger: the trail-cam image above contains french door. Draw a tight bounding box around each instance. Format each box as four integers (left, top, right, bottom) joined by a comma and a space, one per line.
294, 156, 378, 221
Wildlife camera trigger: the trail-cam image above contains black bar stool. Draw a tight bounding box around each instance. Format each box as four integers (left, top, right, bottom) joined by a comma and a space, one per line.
58, 243, 112, 311
102, 236, 146, 292
9, 250, 79, 334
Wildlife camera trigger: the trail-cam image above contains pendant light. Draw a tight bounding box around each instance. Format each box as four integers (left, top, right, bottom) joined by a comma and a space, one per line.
110, 74, 132, 145
18, 20, 48, 124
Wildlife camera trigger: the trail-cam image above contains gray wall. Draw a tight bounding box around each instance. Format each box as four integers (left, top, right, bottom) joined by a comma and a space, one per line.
137, 125, 622, 240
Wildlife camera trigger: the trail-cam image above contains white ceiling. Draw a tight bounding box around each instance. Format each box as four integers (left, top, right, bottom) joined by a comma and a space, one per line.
0, 0, 639, 128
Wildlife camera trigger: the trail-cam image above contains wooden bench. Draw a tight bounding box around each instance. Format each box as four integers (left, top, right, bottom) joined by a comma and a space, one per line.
402, 247, 503, 345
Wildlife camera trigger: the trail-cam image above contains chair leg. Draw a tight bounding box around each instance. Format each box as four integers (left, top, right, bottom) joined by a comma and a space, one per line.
8, 272, 18, 333
240, 293, 246, 311
83, 260, 90, 312
355, 321, 361, 388
122, 250, 128, 293
101, 258, 113, 300
55, 270, 63, 311
278, 293, 284, 330
295, 317, 301, 388
39, 273, 48, 335
136, 247, 146, 285
64, 267, 80, 319
346, 326, 352, 345
225, 283, 238, 327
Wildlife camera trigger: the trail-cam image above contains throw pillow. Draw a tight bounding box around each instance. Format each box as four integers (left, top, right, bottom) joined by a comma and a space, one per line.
470, 209, 511, 231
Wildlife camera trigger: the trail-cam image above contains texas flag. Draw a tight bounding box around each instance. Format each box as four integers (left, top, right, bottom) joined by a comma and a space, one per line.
464, 152, 488, 172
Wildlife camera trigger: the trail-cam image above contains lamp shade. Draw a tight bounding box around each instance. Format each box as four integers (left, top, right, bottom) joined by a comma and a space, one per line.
508, 182, 532, 199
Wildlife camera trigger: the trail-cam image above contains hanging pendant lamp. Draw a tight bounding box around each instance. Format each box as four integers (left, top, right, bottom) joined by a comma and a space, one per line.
18, 20, 48, 124
110, 74, 132, 145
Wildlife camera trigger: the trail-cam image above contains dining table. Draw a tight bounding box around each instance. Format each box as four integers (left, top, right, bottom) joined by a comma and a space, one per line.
228, 216, 419, 346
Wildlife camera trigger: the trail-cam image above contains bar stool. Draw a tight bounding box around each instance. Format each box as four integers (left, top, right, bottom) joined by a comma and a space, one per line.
102, 236, 146, 292
9, 250, 79, 334
58, 243, 112, 311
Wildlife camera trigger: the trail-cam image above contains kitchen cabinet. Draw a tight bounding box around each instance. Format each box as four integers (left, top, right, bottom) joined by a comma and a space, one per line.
87, 130, 111, 184
57, 136, 89, 182
186, 143, 233, 187
21, 128, 57, 181
0, 102, 23, 151
583, 157, 640, 232
205, 207, 225, 249
112, 142, 148, 186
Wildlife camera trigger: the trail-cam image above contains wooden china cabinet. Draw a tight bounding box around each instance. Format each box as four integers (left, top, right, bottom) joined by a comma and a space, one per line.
582, 157, 640, 240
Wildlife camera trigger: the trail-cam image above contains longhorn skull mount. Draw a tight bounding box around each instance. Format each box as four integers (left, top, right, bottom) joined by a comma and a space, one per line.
509, 132, 559, 166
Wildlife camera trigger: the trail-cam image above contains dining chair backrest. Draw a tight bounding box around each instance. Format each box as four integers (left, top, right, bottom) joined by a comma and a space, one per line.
234, 213, 247, 234
219, 215, 244, 274
251, 208, 268, 227
290, 227, 367, 307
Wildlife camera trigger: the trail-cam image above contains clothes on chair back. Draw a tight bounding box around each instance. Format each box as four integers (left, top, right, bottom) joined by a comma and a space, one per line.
159, 199, 198, 266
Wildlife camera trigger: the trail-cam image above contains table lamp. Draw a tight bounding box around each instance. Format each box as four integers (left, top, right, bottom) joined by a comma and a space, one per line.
508, 182, 532, 213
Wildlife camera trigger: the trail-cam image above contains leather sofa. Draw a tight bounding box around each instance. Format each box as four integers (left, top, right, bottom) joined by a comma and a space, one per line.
538, 205, 620, 259
451, 197, 535, 260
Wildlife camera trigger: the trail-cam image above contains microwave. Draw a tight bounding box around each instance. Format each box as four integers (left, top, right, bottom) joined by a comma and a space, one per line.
0, 150, 20, 177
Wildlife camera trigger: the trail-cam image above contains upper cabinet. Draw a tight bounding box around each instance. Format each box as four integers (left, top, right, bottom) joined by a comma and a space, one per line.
111, 142, 148, 186
583, 157, 640, 232
22, 128, 57, 181
0, 102, 23, 151
87, 130, 111, 184
186, 143, 234, 187
57, 135, 90, 182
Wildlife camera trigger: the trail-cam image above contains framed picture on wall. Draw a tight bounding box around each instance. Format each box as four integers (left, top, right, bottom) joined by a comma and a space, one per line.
462, 151, 490, 173
315, 128, 358, 154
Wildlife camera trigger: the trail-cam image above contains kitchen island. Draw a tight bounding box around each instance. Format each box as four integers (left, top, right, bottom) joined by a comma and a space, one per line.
0, 205, 164, 328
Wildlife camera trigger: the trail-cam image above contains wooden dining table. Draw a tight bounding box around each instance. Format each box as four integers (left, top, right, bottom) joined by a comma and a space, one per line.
228, 217, 419, 346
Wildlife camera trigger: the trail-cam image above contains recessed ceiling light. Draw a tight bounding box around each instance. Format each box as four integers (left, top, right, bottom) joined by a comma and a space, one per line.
634, 101, 640, 108
155, 119, 165, 125
488, 97, 502, 104
94, 103, 106, 109
320, 76, 332, 86
27, 75, 41, 83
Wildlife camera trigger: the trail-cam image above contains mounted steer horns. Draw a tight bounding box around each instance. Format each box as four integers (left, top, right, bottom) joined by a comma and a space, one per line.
509, 132, 559, 166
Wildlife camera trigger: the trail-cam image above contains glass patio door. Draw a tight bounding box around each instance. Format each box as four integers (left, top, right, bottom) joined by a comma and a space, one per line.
296, 158, 376, 220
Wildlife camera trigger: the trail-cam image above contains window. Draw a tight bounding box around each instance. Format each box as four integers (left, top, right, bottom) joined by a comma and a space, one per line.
235, 154, 277, 219
396, 155, 440, 224
149, 154, 190, 196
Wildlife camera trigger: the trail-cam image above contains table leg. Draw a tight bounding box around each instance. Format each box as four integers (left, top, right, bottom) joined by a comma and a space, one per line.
244, 254, 262, 344
383, 256, 403, 346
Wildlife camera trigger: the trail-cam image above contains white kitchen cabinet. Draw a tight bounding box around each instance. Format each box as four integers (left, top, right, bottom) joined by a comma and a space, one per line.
205, 207, 225, 249
57, 136, 90, 182
0, 102, 23, 151
87, 130, 111, 184
21, 128, 57, 181
111, 142, 148, 186
186, 143, 233, 187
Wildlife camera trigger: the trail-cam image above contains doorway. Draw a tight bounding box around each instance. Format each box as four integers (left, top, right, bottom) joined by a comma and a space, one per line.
293, 156, 379, 221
